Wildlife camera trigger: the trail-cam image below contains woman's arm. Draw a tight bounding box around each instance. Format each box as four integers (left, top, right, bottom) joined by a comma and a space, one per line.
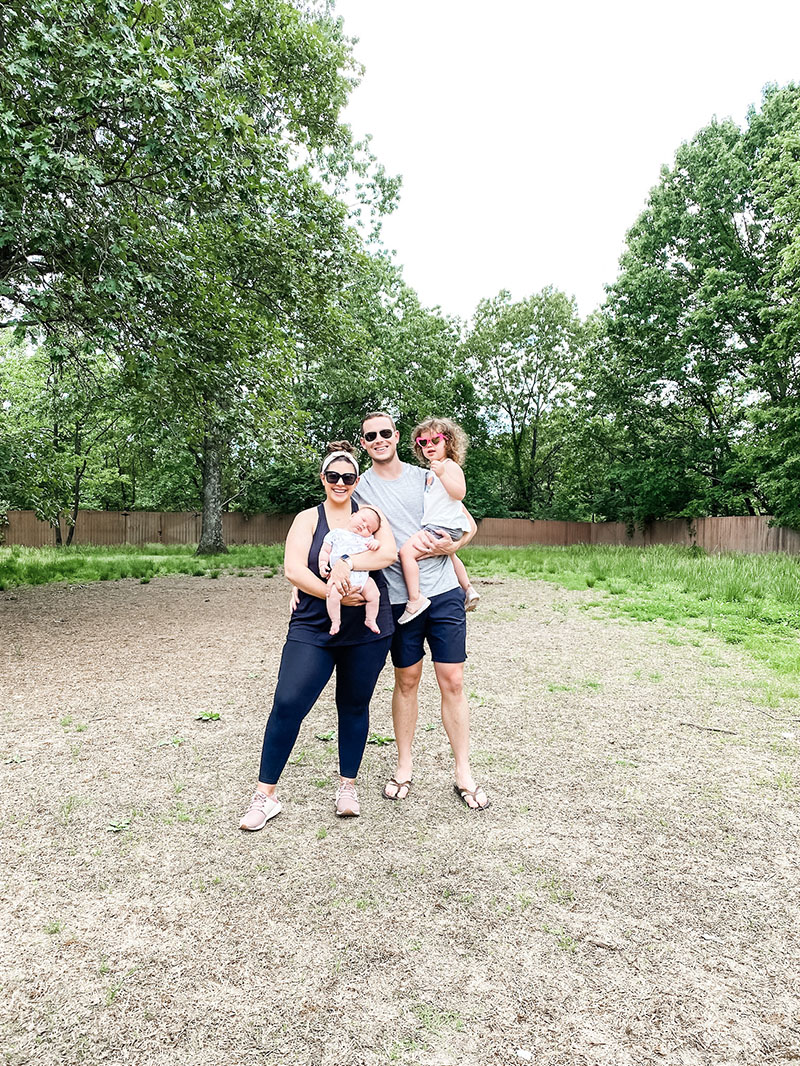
328, 508, 398, 595
283, 509, 329, 600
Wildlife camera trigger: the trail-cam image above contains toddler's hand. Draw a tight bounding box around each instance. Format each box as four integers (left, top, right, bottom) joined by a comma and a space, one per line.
430, 459, 447, 477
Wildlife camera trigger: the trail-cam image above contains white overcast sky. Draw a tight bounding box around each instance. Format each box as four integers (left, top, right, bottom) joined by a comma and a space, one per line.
334, 0, 800, 322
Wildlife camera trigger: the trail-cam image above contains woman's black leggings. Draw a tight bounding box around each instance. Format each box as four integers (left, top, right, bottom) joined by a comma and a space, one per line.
258, 636, 392, 784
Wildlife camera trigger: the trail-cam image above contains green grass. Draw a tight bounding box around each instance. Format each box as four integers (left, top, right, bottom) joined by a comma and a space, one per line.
5, 540, 800, 685
461, 544, 800, 678
0, 543, 284, 589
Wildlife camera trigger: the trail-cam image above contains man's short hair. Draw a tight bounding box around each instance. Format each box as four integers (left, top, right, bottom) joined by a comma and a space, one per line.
361, 411, 396, 434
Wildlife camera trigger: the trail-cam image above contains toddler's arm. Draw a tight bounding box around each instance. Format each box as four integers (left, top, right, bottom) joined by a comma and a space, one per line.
430, 458, 466, 501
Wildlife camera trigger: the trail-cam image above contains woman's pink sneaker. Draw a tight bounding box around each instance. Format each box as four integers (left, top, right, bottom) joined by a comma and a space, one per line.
239, 790, 281, 831
335, 782, 360, 817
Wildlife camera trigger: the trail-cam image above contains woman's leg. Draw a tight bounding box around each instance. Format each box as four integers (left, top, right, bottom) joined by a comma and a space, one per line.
258, 641, 336, 786
333, 636, 392, 780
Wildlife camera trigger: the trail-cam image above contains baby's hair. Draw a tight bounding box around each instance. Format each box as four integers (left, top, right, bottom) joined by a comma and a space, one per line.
321, 440, 358, 473
358, 506, 381, 531
410, 417, 468, 466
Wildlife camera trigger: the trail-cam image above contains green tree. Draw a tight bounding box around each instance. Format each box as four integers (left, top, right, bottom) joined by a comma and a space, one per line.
463, 288, 585, 515
598, 85, 800, 526
0, 339, 130, 541
1, 0, 397, 549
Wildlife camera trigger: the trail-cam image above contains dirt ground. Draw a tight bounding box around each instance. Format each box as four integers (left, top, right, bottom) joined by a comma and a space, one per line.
1, 572, 799, 1066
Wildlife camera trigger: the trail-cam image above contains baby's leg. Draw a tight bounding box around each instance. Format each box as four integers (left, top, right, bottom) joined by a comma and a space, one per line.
399, 530, 433, 609
327, 583, 343, 635
361, 577, 381, 634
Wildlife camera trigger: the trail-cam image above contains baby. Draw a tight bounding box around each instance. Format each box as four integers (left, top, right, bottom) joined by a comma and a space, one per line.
319, 507, 383, 635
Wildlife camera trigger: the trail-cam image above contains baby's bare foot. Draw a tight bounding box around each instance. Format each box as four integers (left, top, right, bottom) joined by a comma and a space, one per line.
365, 620, 380, 634
329, 623, 340, 635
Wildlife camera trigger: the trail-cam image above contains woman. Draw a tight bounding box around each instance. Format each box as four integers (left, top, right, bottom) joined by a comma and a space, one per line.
239, 442, 397, 829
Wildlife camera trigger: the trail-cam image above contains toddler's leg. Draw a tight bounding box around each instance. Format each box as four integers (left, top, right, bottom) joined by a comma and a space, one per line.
454, 552, 480, 611
362, 577, 381, 634
327, 583, 343, 635
452, 553, 470, 592
399, 531, 431, 611
397, 531, 434, 625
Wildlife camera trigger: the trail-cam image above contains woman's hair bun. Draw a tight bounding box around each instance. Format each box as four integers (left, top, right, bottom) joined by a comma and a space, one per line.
326, 440, 354, 455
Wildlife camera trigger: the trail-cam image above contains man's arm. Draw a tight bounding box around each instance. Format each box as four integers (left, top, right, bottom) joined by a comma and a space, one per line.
418, 506, 477, 556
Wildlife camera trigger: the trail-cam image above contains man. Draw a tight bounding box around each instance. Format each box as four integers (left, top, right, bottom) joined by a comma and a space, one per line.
343, 410, 489, 810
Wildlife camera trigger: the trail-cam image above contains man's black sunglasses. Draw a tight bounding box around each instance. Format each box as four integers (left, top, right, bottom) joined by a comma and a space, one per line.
324, 471, 357, 485
363, 428, 394, 442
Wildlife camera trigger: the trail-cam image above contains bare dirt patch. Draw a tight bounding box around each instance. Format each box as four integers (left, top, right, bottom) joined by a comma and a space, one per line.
2, 573, 799, 1065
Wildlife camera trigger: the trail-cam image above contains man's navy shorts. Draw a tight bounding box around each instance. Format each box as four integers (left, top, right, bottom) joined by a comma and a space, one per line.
390, 587, 467, 668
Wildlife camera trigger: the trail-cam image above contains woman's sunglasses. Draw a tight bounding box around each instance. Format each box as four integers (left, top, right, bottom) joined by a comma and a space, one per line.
324, 471, 357, 485
363, 428, 394, 442
415, 433, 447, 447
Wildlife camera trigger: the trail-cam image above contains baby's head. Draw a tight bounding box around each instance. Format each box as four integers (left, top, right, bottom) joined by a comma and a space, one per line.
350, 507, 381, 538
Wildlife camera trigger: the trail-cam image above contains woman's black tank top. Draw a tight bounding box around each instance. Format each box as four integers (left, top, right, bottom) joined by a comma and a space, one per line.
287, 503, 394, 647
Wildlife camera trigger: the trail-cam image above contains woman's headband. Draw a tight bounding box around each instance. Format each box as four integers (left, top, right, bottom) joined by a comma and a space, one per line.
321, 451, 359, 477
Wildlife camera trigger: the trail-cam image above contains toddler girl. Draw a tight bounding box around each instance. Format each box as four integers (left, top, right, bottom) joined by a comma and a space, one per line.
398, 417, 479, 624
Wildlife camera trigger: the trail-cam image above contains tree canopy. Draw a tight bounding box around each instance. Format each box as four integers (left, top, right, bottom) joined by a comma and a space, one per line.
2, 38, 799, 538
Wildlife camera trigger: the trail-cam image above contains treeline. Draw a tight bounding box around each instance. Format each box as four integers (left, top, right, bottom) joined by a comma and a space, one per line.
1, 3, 799, 545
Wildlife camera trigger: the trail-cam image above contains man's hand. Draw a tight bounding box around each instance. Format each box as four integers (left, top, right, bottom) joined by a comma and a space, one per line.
417, 528, 457, 557
341, 591, 367, 607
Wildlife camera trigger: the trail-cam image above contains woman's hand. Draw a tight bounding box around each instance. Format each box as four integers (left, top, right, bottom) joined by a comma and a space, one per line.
341, 591, 366, 606
329, 558, 353, 595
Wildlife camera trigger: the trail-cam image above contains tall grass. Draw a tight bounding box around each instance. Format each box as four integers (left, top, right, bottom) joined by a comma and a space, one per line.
3, 541, 799, 681
461, 544, 800, 680
0, 544, 284, 590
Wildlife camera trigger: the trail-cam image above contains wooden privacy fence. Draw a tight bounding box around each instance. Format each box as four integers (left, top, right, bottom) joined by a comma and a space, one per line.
5, 511, 800, 555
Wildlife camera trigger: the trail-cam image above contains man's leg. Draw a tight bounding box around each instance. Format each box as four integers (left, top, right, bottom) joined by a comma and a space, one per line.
384, 660, 423, 798
432, 661, 487, 809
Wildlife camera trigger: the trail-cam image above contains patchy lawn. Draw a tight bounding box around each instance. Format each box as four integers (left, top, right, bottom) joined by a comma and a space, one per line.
2, 572, 799, 1065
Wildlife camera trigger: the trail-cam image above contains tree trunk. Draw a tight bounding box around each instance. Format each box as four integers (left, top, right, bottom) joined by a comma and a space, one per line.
197, 428, 228, 555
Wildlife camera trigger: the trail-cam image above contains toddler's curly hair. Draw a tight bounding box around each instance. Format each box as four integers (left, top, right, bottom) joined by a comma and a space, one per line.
410, 417, 468, 466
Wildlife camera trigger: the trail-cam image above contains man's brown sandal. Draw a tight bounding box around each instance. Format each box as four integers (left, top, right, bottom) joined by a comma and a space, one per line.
382, 777, 412, 801
454, 783, 490, 810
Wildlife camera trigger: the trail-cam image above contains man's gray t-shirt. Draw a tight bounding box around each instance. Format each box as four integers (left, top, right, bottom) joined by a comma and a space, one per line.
354, 464, 459, 605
